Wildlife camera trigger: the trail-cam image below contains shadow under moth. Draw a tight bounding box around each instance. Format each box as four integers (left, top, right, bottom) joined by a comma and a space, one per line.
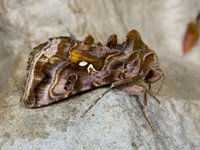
22, 29, 164, 131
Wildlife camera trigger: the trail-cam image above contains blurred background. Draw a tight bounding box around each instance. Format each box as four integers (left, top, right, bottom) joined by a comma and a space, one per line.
1, 0, 200, 149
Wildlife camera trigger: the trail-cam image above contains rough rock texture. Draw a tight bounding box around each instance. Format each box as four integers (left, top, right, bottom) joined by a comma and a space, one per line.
0, 0, 200, 149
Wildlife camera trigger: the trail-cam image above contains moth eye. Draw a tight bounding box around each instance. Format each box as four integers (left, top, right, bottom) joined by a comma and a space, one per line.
79, 61, 88, 66
145, 70, 154, 80
64, 74, 78, 91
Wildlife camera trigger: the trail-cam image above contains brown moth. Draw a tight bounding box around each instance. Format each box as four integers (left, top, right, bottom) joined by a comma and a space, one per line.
22, 29, 164, 130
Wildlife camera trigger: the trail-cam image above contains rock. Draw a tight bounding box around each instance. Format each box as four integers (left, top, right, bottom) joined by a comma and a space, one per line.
0, 0, 200, 149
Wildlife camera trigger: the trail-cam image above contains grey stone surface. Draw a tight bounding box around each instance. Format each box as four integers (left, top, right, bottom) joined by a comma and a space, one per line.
0, 0, 200, 149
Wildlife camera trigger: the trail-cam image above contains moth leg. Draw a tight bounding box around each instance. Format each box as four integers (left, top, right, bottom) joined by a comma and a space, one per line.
81, 86, 113, 118
155, 73, 165, 95
121, 85, 155, 131
148, 84, 151, 92
81, 78, 136, 117
139, 84, 160, 104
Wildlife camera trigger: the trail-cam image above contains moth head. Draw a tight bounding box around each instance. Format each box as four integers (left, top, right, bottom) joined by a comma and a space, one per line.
144, 63, 164, 84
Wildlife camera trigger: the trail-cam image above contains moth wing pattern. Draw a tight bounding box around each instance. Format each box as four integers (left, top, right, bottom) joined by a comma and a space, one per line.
22, 29, 164, 109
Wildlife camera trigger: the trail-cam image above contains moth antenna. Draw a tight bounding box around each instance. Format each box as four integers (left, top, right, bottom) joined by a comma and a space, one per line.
140, 85, 160, 104
155, 73, 165, 95
132, 86, 155, 131
143, 106, 155, 132
147, 89, 160, 104
81, 86, 113, 118
148, 84, 151, 91
146, 71, 165, 96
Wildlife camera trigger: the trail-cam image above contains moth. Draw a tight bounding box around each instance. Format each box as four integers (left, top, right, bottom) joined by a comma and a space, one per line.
22, 29, 164, 130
